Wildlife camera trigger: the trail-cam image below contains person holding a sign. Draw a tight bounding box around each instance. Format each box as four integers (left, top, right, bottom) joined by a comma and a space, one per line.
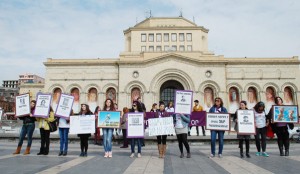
78, 104, 93, 157
173, 113, 191, 158
58, 111, 71, 156
209, 97, 228, 158
120, 107, 129, 148
36, 107, 56, 155
129, 101, 144, 158
102, 99, 116, 158
253, 102, 270, 157
13, 100, 37, 155
155, 102, 170, 158
271, 97, 294, 156
233, 101, 251, 158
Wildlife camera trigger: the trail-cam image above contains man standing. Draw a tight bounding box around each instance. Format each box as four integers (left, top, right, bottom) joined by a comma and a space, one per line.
137, 97, 146, 112
189, 100, 206, 136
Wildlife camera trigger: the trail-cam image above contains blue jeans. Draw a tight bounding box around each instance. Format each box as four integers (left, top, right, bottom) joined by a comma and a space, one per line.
102, 128, 113, 152
59, 128, 69, 152
131, 138, 142, 153
210, 130, 225, 155
18, 123, 35, 147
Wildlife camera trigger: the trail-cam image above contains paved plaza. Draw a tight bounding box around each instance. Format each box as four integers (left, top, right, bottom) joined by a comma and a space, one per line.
0, 140, 300, 174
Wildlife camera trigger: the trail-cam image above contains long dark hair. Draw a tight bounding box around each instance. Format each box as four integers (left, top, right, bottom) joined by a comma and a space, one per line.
254, 101, 265, 113
275, 96, 283, 105
131, 101, 143, 112
79, 104, 92, 115
103, 98, 115, 111
213, 97, 223, 107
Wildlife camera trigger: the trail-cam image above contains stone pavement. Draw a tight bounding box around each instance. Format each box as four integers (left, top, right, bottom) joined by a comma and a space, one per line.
0, 140, 300, 174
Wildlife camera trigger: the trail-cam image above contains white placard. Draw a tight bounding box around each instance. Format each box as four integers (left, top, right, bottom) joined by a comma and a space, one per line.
206, 113, 230, 131
69, 115, 95, 134
55, 94, 74, 118
34, 94, 52, 118
237, 110, 256, 135
15, 93, 30, 117
148, 117, 175, 136
127, 113, 144, 138
174, 90, 193, 114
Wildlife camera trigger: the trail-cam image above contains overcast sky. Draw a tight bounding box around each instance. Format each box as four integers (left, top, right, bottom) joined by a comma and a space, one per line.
0, 0, 299, 82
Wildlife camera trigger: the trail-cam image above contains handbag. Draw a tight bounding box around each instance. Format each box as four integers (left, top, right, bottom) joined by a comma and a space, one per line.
47, 119, 57, 132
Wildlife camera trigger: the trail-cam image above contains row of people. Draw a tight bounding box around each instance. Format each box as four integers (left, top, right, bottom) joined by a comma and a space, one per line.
12, 97, 294, 159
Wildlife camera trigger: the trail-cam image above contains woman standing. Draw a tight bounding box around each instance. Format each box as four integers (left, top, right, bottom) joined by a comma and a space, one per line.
120, 107, 129, 148
165, 101, 175, 113
253, 102, 270, 157
155, 102, 169, 158
129, 101, 144, 158
13, 100, 36, 155
272, 96, 294, 156
78, 104, 93, 157
36, 107, 55, 155
102, 99, 115, 158
233, 101, 251, 158
94, 106, 102, 145
150, 103, 158, 112
209, 97, 228, 158
173, 113, 191, 158
58, 111, 70, 156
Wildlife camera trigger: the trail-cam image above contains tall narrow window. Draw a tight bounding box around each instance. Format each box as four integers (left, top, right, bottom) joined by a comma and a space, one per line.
141, 34, 146, 42
164, 45, 169, 51
156, 33, 162, 42
171, 45, 177, 51
187, 45, 192, 51
164, 33, 169, 42
148, 33, 154, 42
187, 33, 192, 41
171, 33, 177, 42
179, 33, 185, 41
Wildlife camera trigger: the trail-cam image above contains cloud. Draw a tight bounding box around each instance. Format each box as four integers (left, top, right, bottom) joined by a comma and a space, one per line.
0, 0, 299, 81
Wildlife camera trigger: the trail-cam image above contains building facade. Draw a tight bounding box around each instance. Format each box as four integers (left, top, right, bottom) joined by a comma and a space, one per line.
2, 80, 19, 88
43, 17, 300, 114
19, 73, 45, 84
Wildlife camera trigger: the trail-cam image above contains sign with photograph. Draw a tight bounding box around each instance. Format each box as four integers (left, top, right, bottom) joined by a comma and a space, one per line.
15, 93, 31, 117
69, 115, 95, 134
237, 110, 256, 135
98, 111, 121, 128
55, 94, 74, 118
127, 113, 144, 138
206, 113, 230, 131
272, 105, 299, 123
148, 117, 175, 136
33, 94, 52, 118
174, 90, 193, 115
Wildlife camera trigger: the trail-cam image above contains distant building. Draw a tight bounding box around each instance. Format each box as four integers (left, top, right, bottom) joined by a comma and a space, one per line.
0, 87, 18, 112
19, 73, 45, 84
2, 80, 19, 88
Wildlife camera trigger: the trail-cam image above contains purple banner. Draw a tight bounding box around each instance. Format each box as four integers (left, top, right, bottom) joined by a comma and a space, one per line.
189, 111, 206, 126
145, 111, 206, 128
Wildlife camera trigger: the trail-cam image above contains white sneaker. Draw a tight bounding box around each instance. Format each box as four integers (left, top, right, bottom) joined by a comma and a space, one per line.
130, 153, 135, 158
104, 152, 108, 158
218, 154, 223, 158
108, 151, 112, 158
137, 153, 142, 158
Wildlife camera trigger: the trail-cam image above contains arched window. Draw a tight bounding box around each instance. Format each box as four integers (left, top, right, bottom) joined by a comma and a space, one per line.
247, 87, 257, 109
204, 87, 214, 112
71, 88, 80, 114
283, 87, 294, 105
228, 87, 240, 114
87, 88, 98, 113
265, 87, 276, 113
106, 88, 116, 102
131, 87, 141, 103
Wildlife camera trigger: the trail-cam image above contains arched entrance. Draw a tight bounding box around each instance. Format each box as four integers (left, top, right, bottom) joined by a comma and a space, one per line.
160, 80, 184, 104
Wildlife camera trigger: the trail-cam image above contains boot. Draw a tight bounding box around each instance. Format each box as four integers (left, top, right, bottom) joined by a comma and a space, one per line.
13, 146, 22, 155
279, 147, 284, 156
37, 147, 44, 155
162, 145, 167, 158
285, 149, 289, 156
23, 146, 31, 155
158, 144, 162, 158
240, 146, 244, 158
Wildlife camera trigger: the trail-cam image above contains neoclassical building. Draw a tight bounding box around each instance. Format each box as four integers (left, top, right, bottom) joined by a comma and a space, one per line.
43, 17, 300, 114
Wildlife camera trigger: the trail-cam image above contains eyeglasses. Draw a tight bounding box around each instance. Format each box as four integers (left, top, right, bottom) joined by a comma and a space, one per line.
215, 100, 221, 102
133, 105, 137, 107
